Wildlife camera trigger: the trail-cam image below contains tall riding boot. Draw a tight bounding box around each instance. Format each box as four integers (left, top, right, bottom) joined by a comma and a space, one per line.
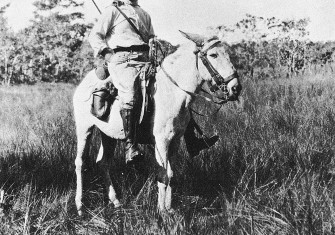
120, 109, 141, 163
184, 118, 219, 157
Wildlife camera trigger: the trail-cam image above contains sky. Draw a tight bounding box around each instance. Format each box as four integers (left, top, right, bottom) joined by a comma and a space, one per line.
2, 0, 335, 45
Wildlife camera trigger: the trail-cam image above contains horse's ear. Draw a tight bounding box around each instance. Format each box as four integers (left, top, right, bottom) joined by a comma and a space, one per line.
179, 30, 205, 47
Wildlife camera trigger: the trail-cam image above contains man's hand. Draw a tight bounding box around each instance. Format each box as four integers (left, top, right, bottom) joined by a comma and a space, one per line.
104, 53, 113, 62
100, 47, 114, 62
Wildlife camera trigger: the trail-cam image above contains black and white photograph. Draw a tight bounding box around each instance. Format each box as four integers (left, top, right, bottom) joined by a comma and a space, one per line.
0, 0, 334, 234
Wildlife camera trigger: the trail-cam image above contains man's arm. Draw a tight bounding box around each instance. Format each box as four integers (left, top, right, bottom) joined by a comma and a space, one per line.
88, 6, 116, 57
147, 16, 155, 40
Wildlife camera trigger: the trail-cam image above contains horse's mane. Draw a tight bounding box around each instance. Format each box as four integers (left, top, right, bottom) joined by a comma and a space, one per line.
161, 43, 195, 67
161, 40, 231, 68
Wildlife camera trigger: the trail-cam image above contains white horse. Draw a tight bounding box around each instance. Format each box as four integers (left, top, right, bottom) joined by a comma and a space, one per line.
73, 31, 241, 215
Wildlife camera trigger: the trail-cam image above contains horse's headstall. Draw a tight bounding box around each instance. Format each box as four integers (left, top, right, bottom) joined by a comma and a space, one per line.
194, 39, 239, 103
196, 47, 229, 96
193, 38, 221, 55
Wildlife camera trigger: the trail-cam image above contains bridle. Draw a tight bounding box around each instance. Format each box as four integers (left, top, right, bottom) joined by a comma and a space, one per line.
159, 38, 238, 105
194, 38, 238, 103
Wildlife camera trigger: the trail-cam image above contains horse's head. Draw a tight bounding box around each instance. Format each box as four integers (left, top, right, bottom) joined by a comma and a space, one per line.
180, 31, 242, 102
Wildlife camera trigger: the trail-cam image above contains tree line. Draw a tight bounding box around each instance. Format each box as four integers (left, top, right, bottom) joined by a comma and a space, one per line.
209, 15, 335, 79
0, 0, 93, 85
0, 1, 334, 85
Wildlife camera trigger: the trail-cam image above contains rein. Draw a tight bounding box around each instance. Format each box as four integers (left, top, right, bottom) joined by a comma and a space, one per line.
160, 64, 226, 105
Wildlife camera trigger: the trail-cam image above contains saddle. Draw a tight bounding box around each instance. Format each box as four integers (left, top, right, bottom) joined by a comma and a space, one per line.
91, 80, 118, 120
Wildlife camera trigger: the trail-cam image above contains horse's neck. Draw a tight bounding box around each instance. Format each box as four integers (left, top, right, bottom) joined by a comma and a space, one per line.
155, 45, 202, 108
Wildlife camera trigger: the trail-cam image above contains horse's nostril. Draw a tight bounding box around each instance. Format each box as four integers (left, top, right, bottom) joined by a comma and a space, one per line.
231, 85, 241, 95
236, 85, 242, 91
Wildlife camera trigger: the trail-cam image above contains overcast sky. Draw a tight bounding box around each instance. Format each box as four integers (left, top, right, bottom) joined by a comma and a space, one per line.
2, 0, 335, 45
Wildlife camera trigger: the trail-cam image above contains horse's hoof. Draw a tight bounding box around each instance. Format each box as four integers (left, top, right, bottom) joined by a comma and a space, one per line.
77, 210, 83, 217
159, 208, 175, 216
166, 208, 175, 214
113, 199, 122, 208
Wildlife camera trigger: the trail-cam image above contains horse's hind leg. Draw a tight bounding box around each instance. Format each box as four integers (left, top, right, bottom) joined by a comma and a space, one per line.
97, 132, 121, 208
75, 124, 93, 216
155, 137, 174, 212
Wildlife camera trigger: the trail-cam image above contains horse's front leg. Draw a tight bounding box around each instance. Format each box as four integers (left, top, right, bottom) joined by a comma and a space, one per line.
155, 137, 174, 212
75, 126, 93, 216
97, 132, 121, 208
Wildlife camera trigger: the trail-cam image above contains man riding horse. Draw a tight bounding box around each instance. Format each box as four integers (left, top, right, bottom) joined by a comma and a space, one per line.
88, 0, 218, 163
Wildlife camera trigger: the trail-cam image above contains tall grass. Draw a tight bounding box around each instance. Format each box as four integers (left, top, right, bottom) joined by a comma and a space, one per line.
0, 72, 335, 234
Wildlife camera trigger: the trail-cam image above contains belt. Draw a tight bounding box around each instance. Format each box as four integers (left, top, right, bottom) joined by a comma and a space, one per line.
113, 45, 149, 53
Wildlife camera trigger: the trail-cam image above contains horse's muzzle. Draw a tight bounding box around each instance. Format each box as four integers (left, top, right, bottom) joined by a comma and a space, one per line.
227, 78, 242, 101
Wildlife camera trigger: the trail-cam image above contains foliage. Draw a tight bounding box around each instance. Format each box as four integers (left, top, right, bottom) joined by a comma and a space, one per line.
210, 14, 335, 79
0, 4, 17, 85
0, 0, 93, 84
0, 4, 334, 84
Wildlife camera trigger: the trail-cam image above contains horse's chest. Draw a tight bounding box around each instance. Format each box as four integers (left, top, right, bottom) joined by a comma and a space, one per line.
160, 106, 189, 135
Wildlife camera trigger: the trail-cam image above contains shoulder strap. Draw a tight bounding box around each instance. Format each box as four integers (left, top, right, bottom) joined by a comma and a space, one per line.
114, 5, 146, 42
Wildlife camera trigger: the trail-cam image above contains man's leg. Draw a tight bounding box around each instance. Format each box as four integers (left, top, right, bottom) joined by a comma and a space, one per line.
120, 105, 142, 163
110, 54, 143, 164
184, 117, 219, 157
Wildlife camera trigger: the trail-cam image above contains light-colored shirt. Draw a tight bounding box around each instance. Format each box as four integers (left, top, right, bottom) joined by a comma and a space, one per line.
89, 3, 155, 57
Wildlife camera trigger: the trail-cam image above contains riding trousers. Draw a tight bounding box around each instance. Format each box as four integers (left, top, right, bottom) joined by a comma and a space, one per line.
107, 50, 149, 109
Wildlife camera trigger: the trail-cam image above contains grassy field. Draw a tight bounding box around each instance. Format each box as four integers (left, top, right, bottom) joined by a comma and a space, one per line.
0, 71, 335, 234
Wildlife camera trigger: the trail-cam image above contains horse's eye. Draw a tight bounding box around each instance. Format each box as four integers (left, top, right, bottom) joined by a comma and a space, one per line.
209, 53, 218, 59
